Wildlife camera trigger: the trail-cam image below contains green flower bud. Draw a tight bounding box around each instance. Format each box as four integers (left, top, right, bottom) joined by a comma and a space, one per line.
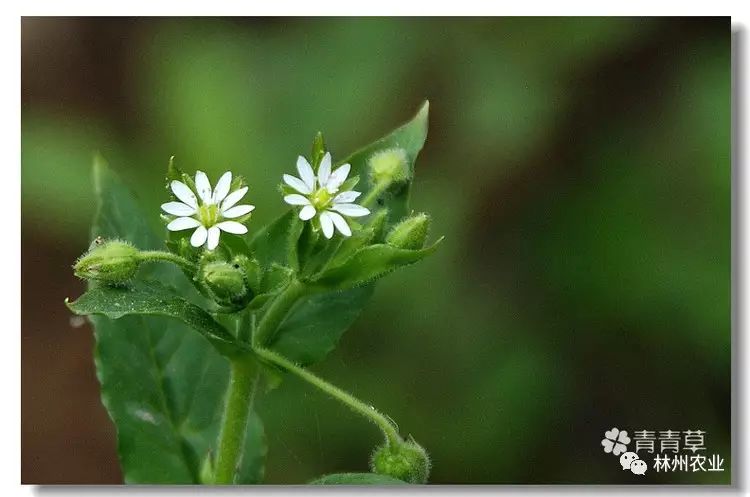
200, 260, 253, 311
74, 238, 141, 284
310, 131, 327, 169
370, 438, 431, 484
368, 148, 410, 186
385, 213, 430, 250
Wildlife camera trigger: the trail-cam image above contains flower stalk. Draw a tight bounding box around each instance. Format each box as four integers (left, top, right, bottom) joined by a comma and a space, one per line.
138, 250, 197, 273
254, 346, 401, 447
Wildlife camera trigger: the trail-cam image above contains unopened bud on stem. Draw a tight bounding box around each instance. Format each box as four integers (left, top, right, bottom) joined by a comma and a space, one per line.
370, 437, 431, 484
74, 239, 141, 284
368, 148, 410, 187
200, 260, 252, 311
385, 213, 430, 250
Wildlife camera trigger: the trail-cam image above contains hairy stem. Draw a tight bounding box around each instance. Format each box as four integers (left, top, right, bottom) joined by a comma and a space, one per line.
213, 358, 257, 484
361, 180, 391, 208
252, 279, 306, 346
254, 347, 401, 446
138, 250, 197, 273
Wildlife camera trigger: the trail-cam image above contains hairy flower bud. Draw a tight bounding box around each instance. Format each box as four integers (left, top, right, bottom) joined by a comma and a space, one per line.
74, 238, 141, 284
368, 148, 410, 186
385, 213, 430, 250
200, 260, 252, 310
370, 438, 431, 484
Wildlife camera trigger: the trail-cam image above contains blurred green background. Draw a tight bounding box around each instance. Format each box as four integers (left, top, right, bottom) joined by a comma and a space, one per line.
21, 17, 730, 484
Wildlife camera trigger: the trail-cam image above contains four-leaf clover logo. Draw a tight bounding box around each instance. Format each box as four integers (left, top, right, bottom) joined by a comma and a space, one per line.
601, 427, 631, 456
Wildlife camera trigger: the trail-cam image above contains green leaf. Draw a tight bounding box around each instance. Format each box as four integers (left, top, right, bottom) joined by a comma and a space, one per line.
91, 311, 266, 484
92, 153, 162, 251
312, 239, 444, 291
249, 210, 296, 269
309, 473, 407, 485
260, 263, 294, 294
75, 157, 265, 483
340, 100, 429, 225
66, 281, 246, 357
269, 285, 374, 365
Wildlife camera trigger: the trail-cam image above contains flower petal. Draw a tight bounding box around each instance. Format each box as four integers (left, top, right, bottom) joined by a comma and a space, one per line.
212, 171, 232, 203
319, 210, 334, 239
283, 174, 313, 195
326, 163, 351, 193
297, 156, 316, 192
330, 203, 371, 217
222, 204, 255, 218
190, 226, 208, 247
333, 190, 361, 203
170, 181, 198, 209
327, 210, 352, 237
161, 201, 196, 216
194, 171, 213, 204
221, 186, 249, 211
216, 221, 248, 234
207, 226, 221, 250
299, 204, 316, 221
167, 217, 202, 231
317, 152, 331, 186
284, 194, 312, 206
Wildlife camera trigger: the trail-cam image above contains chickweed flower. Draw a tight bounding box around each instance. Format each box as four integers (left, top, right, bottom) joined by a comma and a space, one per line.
282, 152, 370, 239
162, 171, 255, 250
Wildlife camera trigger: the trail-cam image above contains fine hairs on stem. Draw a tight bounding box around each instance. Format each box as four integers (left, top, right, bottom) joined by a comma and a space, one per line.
254, 346, 401, 446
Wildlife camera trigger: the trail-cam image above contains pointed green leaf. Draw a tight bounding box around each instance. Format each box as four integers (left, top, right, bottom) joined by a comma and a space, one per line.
312, 238, 444, 291
269, 285, 374, 366
66, 281, 247, 357
249, 210, 296, 269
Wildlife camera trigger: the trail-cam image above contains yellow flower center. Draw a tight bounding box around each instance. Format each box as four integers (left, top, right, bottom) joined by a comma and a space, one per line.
311, 188, 333, 210
198, 203, 220, 227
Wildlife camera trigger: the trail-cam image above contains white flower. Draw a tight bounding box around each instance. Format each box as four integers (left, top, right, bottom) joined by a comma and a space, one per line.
161, 171, 255, 250
282, 152, 370, 238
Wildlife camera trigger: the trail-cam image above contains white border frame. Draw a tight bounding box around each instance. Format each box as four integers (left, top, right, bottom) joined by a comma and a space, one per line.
5, 4, 748, 496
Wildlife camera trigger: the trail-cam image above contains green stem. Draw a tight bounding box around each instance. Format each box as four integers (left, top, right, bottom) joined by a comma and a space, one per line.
138, 250, 197, 273
213, 358, 258, 484
237, 310, 252, 343
361, 180, 391, 208
252, 279, 306, 346
254, 347, 401, 446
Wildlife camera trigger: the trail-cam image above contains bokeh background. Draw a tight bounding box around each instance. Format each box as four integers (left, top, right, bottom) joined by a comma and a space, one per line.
21, 17, 731, 484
